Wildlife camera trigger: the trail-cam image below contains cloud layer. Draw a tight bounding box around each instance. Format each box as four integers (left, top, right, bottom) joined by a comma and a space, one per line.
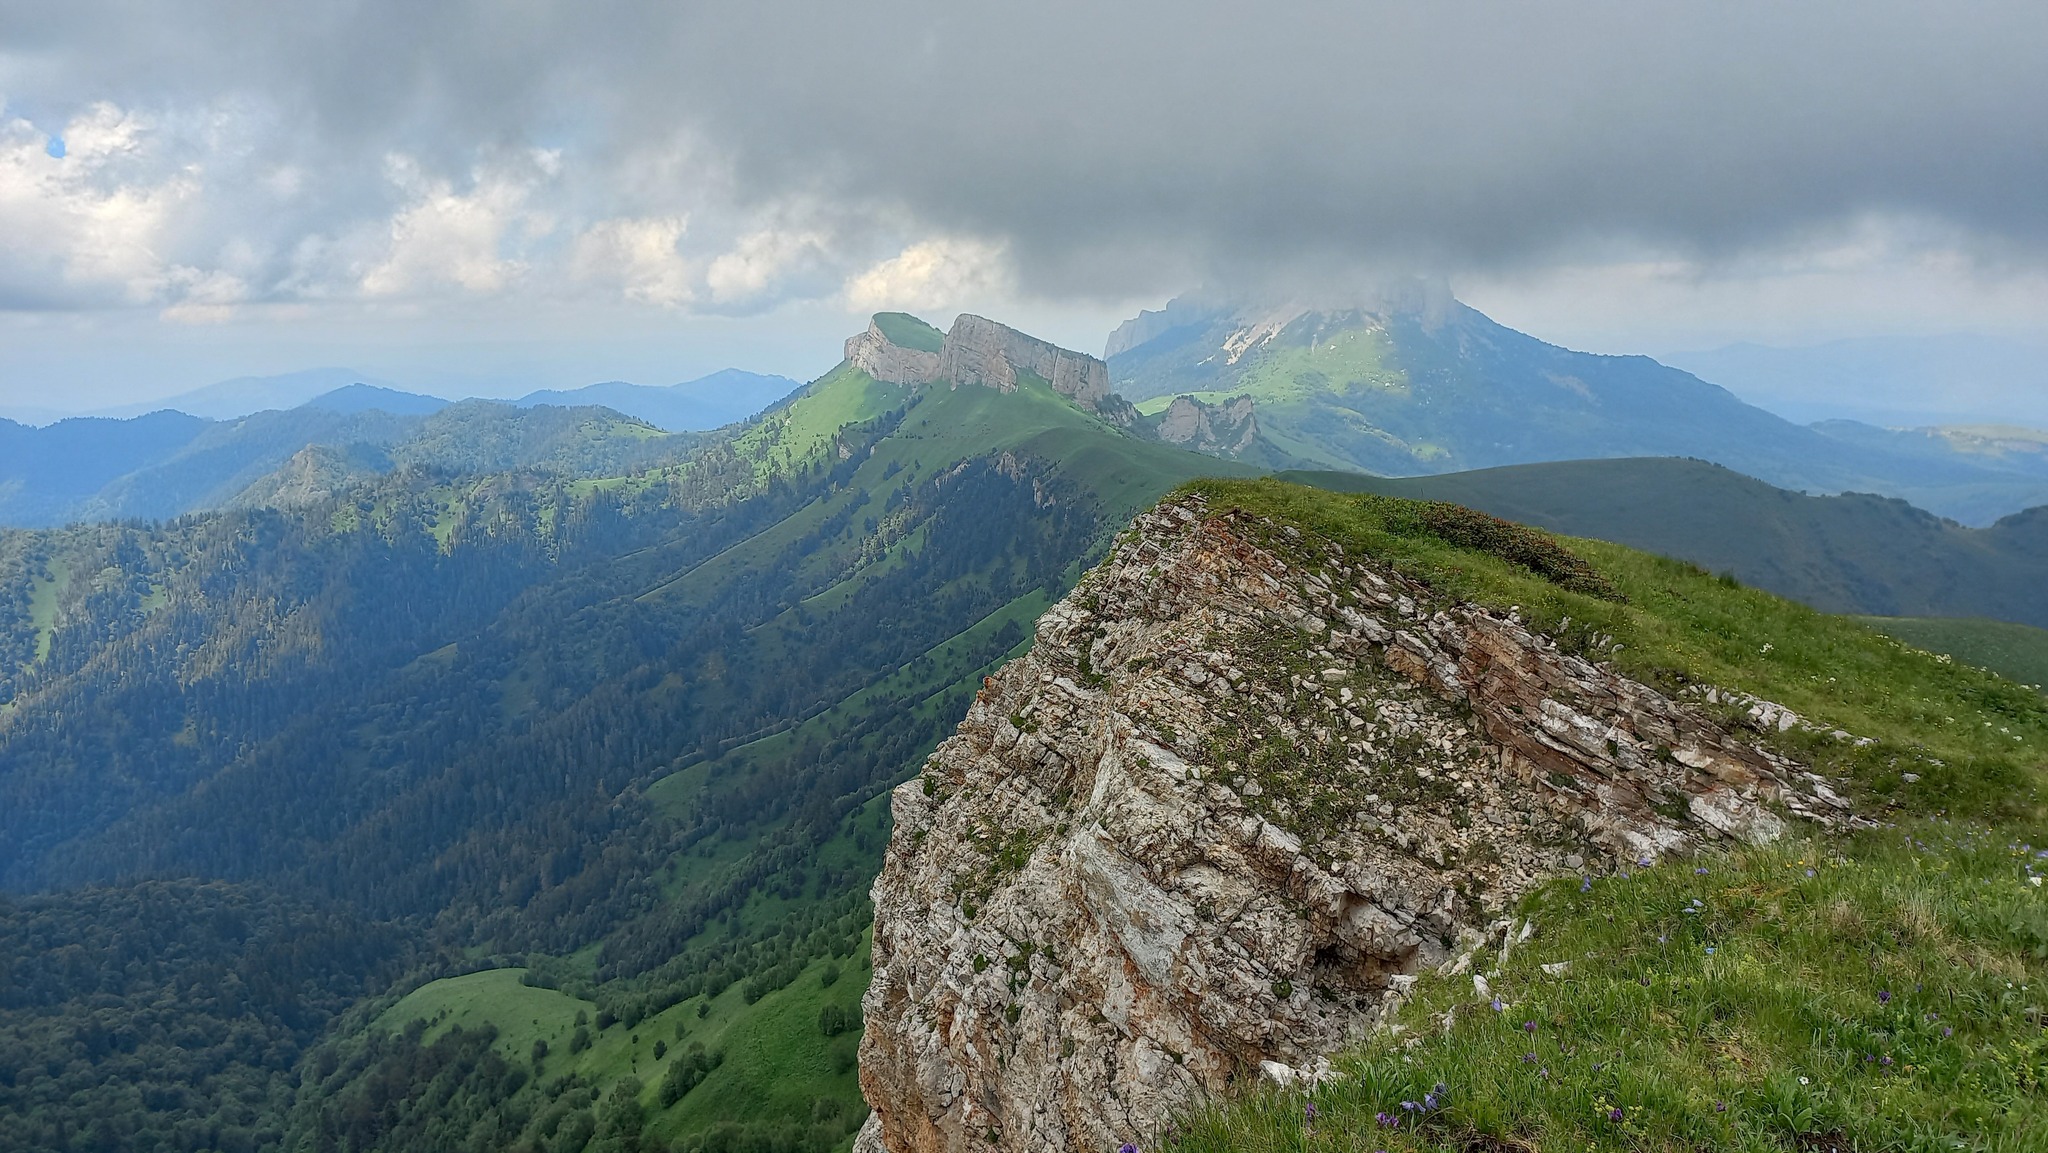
2, 1, 2046, 322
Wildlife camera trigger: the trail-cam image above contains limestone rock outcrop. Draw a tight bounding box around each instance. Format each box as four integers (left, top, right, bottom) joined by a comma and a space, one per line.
1148, 395, 1261, 457
846, 321, 942, 385
857, 494, 1853, 1153
841, 313, 1129, 423
935, 315, 1114, 411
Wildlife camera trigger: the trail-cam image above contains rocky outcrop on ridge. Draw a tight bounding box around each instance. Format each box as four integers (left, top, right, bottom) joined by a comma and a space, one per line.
846, 321, 942, 385
1147, 394, 1261, 457
843, 313, 1130, 423
856, 493, 1855, 1153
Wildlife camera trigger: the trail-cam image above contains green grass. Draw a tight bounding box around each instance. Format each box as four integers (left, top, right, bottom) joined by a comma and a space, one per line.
1173, 831, 2048, 1153
376, 944, 873, 1149
870, 311, 946, 353
26, 557, 66, 662
1165, 478, 2048, 1151
1863, 617, 2048, 696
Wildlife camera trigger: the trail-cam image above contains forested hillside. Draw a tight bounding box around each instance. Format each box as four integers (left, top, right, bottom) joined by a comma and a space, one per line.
0, 401, 694, 528
0, 321, 1246, 1152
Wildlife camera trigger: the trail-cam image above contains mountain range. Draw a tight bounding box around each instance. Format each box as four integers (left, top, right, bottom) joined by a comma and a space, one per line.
0, 370, 801, 529
1109, 294, 2048, 524
0, 307, 2044, 1153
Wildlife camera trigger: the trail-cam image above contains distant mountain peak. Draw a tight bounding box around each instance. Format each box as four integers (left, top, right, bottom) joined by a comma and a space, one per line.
302, 383, 448, 416
845, 312, 1126, 420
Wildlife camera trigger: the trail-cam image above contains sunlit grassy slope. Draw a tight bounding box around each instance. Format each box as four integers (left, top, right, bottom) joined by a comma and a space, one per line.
1168, 478, 2048, 1153
377, 940, 873, 1144
1862, 616, 2048, 696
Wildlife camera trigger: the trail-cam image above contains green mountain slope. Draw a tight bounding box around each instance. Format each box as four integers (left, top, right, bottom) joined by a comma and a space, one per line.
1859, 616, 2048, 694
0, 318, 1249, 1153
1110, 297, 2048, 523
1283, 457, 2048, 629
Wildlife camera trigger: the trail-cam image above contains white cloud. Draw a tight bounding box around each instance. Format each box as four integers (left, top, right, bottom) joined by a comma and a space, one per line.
0, 101, 195, 305
705, 227, 828, 305
570, 215, 692, 307
359, 154, 551, 298
842, 237, 1012, 313
159, 266, 249, 324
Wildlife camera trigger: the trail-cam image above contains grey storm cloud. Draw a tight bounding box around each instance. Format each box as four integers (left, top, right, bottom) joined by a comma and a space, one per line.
4, 0, 2046, 303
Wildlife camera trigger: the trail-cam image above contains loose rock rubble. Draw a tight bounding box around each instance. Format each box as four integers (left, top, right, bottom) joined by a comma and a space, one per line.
856, 493, 1854, 1153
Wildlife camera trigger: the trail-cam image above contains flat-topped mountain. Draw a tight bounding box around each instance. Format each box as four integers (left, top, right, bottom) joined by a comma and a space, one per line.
846, 312, 1128, 421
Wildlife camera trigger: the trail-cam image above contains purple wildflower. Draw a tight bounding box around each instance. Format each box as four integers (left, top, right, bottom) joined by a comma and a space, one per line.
1422, 1092, 1439, 1110
1943, 1026, 1954, 1037
1878, 989, 1892, 1004
1375, 1112, 1398, 1129
1120, 1145, 1138, 1153
1580, 876, 1592, 893
1491, 997, 1504, 1012
1608, 1107, 1625, 1122
1304, 1103, 1317, 1124
1523, 1020, 1537, 1033
1694, 867, 1709, 875
1715, 1101, 1727, 1113
1401, 1100, 1421, 1113
1638, 857, 1653, 867
1881, 1056, 1893, 1066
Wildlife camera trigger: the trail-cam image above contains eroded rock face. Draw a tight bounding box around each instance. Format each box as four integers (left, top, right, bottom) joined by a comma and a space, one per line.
846, 321, 942, 384
1150, 395, 1260, 456
935, 315, 1115, 412
840, 313, 1125, 422
858, 494, 1852, 1153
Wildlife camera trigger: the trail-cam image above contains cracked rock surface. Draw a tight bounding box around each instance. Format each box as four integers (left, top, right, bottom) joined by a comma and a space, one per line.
857, 494, 1849, 1153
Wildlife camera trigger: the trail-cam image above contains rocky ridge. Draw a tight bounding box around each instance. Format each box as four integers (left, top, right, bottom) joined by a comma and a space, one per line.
1147, 395, 1262, 457
844, 313, 1130, 423
857, 493, 1856, 1153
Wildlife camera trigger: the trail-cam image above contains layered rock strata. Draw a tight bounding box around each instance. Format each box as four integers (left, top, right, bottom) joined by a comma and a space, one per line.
843, 313, 1125, 421
846, 321, 942, 385
934, 314, 1115, 411
858, 493, 1853, 1153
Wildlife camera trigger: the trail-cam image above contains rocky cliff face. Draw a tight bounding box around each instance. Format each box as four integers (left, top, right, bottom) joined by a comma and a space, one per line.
843, 313, 1128, 423
847, 321, 944, 385
857, 493, 1854, 1153
935, 315, 1117, 414
1148, 395, 1261, 457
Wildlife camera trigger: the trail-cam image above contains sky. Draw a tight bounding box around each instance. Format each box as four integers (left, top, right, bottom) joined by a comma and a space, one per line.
2, 1, 2045, 417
